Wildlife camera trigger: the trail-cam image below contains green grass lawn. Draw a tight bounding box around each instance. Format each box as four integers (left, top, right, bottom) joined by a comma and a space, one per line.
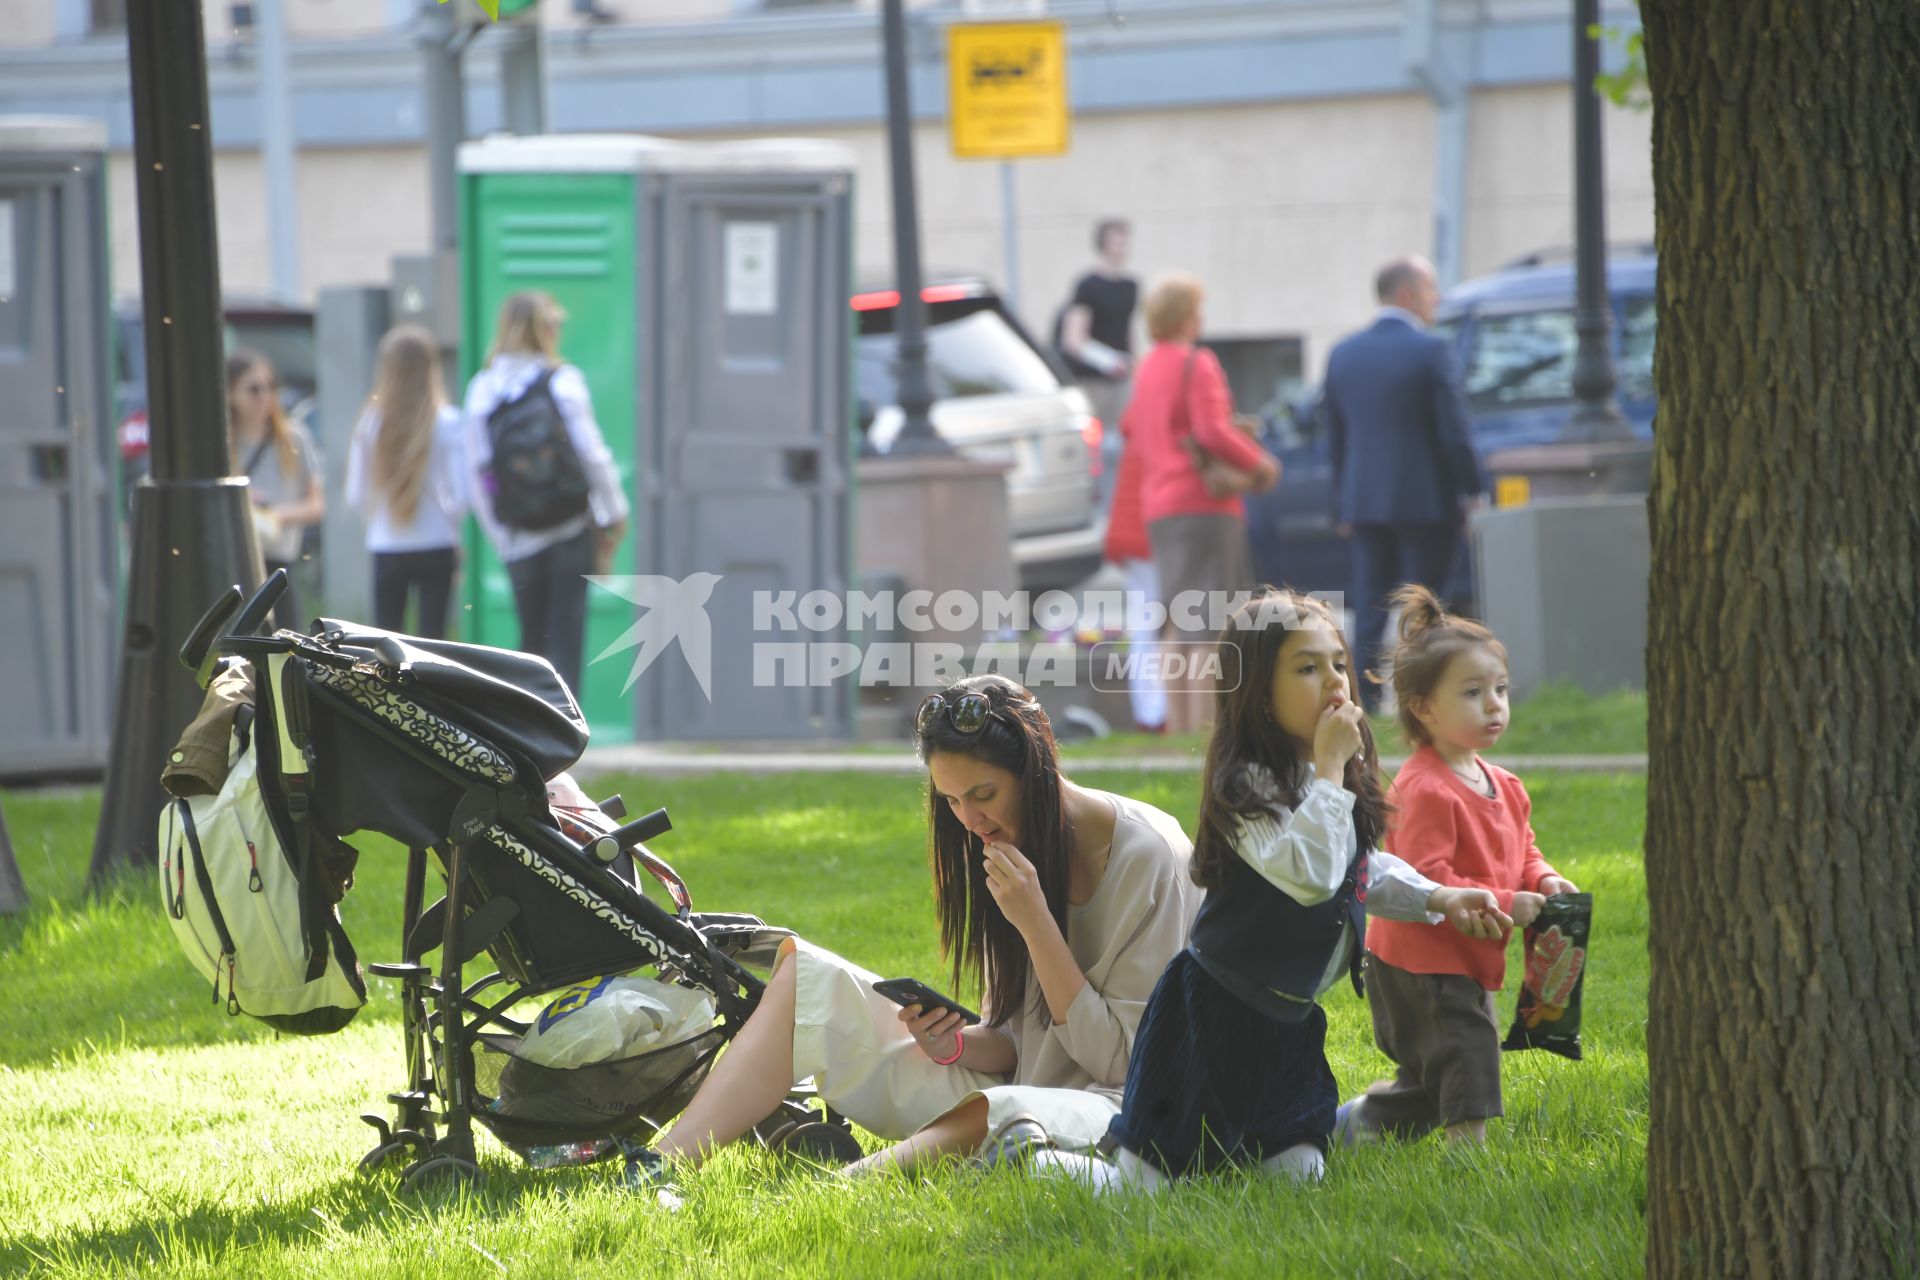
1069, 682, 1648, 762
0, 767, 1647, 1278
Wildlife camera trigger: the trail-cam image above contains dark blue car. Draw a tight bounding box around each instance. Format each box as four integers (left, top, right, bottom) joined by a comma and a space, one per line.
1244, 247, 1657, 610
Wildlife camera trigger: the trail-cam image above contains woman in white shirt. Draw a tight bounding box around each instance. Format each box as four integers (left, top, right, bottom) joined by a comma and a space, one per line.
463, 292, 629, 697
624, 675, 1201, 1200
345, 324, 468, 638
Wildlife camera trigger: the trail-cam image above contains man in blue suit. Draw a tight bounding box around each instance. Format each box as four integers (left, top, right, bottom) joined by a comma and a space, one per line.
1324, 256, 1489, 711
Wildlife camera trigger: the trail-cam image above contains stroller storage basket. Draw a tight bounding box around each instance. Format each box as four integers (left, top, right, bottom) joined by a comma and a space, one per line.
473, 1025, 725, 1154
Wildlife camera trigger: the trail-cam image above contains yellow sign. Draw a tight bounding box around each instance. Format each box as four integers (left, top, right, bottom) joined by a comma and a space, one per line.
948, 22, 1070, 159
1496, 475, 1532, 508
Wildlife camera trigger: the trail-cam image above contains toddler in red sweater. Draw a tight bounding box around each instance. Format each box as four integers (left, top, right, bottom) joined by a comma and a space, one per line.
1335, 585, 1579, 1146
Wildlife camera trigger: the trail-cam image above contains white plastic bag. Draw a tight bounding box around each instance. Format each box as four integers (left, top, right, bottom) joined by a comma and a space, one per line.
516, 974, 715, 1070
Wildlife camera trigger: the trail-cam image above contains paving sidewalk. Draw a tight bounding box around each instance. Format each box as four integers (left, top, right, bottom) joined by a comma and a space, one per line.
575, 743, 1647, 779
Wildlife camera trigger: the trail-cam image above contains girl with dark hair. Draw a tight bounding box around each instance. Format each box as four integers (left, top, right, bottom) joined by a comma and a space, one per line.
1101, 588, 1509, 1189
228, 349, 324, 630
1336, 585, 1578, 1148
628, 675, 1198, 1199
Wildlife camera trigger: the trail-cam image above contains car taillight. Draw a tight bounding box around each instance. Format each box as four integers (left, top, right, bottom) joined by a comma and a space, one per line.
1082, 416, 1103, 477
849, 284, 979, 311
118, 412, 149, 460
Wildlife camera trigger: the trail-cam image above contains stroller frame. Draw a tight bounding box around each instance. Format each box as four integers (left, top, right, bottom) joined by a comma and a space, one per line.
182, 574, 858, 1190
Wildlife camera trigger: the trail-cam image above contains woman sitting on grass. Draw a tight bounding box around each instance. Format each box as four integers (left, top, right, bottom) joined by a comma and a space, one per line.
627, 674, 1200, 1199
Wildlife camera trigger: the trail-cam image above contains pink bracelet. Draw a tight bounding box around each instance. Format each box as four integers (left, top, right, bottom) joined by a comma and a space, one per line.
929, 1029, 965, 1066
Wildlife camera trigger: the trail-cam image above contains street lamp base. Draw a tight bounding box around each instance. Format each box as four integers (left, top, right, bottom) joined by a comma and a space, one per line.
883, 423, 957, 458
88, 477, 263, 887
1565, 400, 1637, 444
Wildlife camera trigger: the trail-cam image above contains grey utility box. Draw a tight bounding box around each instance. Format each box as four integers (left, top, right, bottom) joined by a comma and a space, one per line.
459, 134, 857, 742
1472, 495, 1649, 700
313, 284, 392, 625
0, 117, 116, 778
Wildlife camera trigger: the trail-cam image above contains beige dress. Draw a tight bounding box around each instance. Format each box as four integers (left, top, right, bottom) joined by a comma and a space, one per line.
787, 791, 1199, 1150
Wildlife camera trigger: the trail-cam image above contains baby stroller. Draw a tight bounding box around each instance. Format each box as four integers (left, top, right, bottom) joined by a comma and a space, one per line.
176, 571, 860, 1189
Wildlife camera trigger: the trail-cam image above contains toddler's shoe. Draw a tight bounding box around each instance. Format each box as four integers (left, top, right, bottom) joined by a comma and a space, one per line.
621, 1147, 686, 1211
1332, 1097, 1380, 1148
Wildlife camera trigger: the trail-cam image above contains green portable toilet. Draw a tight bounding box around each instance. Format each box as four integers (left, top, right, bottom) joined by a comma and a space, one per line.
459, 134, 857, 744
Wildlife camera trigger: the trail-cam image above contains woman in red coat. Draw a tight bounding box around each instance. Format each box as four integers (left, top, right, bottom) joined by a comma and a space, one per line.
1103, 409, 1167, 734
1123, 273, 1279, 734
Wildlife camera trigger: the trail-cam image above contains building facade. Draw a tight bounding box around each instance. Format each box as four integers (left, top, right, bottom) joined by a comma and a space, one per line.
0, 0, 1651, 375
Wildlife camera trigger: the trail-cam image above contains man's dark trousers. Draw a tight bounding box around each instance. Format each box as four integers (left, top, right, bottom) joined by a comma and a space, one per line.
1350, 522, 1458, 711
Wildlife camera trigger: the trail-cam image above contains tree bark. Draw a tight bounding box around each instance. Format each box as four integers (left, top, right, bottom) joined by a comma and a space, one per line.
1642, 4, 1920, 1277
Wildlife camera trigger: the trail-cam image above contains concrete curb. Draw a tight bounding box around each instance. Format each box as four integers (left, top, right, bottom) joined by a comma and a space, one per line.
573, 746, 1648, 779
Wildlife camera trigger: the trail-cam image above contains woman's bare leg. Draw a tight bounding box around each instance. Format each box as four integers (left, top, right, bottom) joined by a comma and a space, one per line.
653, 946, 800, 1169
841, 1095, 989, 1178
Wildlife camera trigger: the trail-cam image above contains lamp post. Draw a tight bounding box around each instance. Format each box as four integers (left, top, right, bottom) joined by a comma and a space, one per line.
89, 0, 262, 886
880, 0, 950, 456
0, 803, 24, 915
1566, 0, 1632, 442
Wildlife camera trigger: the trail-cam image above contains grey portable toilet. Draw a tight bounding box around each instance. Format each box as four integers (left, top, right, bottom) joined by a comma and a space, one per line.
458, 135, 857, 743
0, 117, 116, 778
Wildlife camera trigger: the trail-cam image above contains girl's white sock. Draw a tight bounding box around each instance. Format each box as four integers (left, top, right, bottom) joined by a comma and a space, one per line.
1259, 1142, 1326, 1183
1025, 1149, 1123, 1191
1110, 1146, 1170, 1195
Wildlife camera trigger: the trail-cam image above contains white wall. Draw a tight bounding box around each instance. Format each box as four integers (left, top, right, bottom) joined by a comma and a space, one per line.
0, 0, 59, 48
1463, 85, 1655, 279
107, 145, 428, 300
97, 82, 1655, 377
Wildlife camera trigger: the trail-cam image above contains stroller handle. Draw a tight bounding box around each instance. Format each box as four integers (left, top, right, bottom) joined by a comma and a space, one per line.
231, 569, 289, 638
180, 571, 288, 689
590, 807, 672, 864
180, 585, 244, 685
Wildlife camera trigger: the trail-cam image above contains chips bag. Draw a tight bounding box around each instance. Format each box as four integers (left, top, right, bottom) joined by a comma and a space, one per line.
1502, 892, 1591, 1060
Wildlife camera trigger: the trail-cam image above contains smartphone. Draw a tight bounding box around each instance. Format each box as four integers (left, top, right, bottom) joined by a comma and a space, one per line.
871, 977, 981, 1026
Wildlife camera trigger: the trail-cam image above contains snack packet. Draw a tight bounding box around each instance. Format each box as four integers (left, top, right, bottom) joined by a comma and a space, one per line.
1502, 892, 1591, 1060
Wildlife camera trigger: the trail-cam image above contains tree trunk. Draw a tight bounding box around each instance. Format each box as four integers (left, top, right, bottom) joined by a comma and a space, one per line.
1642, 4, 1920, 1276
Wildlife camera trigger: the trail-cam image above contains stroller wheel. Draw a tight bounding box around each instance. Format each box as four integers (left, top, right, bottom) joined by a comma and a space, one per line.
358, 1142, 408, 1175
752, 1100, 817, 1145
401, 1153, 482, 1194
771, 1121, 865, 1168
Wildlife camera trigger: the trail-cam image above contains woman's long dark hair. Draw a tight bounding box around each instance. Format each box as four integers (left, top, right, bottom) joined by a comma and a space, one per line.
917, 674, 1072, 1028
1190, 588, 1392, 891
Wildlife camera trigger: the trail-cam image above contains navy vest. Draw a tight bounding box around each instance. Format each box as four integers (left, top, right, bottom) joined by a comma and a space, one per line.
1188, 831, 1371, 1023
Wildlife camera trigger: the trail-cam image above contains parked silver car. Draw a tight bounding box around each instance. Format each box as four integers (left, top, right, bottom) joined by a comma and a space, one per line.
855, 277, 1106, 591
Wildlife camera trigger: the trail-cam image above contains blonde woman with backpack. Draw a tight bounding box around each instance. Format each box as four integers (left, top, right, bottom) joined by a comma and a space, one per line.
346, 325, 468, 639
463, 291, 629, 697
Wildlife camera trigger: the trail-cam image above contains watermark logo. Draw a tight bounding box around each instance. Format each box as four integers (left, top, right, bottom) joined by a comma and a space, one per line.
587, 573, 721, 697
586, 575, 1339, 699
1087, 641, 1244, 693
442, 0, 507, 20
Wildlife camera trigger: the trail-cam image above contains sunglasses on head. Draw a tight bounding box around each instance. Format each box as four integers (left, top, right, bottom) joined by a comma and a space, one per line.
915, 691, 1009, 737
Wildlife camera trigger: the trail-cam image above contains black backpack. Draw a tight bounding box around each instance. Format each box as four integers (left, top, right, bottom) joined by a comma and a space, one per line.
486, 368, 592, 532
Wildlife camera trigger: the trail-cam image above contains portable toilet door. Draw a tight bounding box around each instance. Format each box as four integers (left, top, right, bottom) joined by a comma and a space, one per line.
0, 118, 116, 778
640, 146, 856, 743
459, 135, 856, 744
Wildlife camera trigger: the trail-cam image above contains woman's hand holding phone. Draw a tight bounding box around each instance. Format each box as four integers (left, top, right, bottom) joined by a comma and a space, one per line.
897, 1001, 965, 1063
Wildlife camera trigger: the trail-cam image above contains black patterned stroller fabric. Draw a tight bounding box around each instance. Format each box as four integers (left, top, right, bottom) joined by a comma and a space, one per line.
180, 577, 798, 1187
